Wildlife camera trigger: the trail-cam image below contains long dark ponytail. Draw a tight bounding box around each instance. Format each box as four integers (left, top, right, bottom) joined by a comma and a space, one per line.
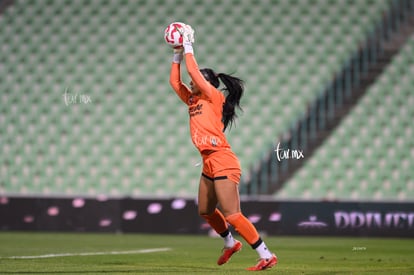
200, 68, 244, 132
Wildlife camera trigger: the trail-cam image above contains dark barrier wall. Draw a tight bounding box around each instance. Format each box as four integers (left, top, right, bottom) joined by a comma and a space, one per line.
0, 196, 413, 237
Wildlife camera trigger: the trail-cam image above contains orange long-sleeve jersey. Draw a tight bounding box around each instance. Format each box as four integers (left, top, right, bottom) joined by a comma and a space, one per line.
169, 53, 231, 153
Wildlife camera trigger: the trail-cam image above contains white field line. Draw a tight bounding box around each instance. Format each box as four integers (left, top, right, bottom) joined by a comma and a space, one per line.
1, 247, 171, 259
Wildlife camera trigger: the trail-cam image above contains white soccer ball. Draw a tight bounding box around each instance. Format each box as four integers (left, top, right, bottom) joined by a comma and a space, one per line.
164, 22, 185, 48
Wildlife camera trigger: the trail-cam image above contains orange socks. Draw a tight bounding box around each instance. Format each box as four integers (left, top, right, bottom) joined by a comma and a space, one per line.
201, 208, 229, 235
225, 212, 260, 246
201, 210, 261, 247
202, 210, 272, 259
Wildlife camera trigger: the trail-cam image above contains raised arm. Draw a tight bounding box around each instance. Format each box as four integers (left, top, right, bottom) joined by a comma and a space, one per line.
185, 53, 213, 99
169, 61, 191, 104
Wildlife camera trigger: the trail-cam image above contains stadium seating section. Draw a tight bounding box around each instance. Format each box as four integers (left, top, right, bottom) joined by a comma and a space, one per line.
276, 36, 414, 201
1, 0, 410, 200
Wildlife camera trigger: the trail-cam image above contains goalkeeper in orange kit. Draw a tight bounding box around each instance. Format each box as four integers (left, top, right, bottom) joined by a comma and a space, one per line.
169, 24, 277, 271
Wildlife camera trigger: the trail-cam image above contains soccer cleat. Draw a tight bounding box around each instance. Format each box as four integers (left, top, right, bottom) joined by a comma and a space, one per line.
217, 240, 242, 265
246, 254, 278, 271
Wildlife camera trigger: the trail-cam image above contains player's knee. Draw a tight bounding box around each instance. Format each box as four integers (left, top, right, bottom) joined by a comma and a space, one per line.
198, 208, 214, 217
199, 211, 208, 217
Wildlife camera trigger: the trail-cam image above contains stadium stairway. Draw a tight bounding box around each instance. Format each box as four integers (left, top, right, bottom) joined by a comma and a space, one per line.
245, 0, 414, 196
269, 5, 414, 200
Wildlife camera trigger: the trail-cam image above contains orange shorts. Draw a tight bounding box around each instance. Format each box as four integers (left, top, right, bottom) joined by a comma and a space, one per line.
201, 149, 241, 184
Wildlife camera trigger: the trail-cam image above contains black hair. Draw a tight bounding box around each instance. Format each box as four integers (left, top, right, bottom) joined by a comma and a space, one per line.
200, 68, 244, 132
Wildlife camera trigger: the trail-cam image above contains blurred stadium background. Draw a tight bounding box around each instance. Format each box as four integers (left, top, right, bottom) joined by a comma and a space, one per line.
0, 0, 413, 236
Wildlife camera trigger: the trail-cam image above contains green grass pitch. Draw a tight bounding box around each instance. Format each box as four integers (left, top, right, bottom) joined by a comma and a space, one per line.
0, 232, 413, 274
